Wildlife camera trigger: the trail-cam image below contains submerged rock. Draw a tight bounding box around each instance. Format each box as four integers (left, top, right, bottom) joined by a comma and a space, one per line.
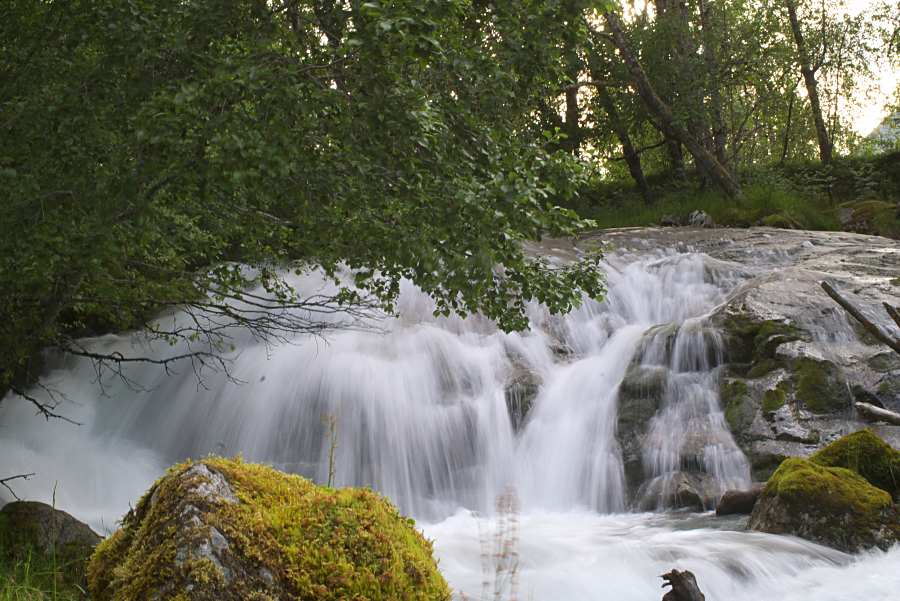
747, 455, 900, 553
88, 458, 452, 601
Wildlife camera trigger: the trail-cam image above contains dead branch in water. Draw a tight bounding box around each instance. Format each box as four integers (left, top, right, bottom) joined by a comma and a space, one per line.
856, 402, 900, 426
820, 280, 900, 355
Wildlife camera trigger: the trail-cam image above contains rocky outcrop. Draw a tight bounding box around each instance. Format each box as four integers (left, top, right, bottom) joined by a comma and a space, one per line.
715, 485, 765, 515
505, 369, 541, 432
88, 458, 452, 601
746, 456, 900, 552
589, 226, 900, 509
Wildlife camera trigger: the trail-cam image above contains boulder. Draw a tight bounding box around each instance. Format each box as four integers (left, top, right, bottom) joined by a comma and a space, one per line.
808, 428, 900, 501
715, 485, 765, 515
0, 500, 101, 555
504, 369, 541, 432
689, 210, 715, 228
746, 456, 900, 552
88, 458, 452, 601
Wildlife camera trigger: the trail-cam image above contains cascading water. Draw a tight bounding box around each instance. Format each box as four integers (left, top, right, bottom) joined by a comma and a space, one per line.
0, 243, 896, 600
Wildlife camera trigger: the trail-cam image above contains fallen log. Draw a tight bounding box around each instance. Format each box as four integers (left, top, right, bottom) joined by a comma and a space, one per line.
661, 569, 705, 601
820, 281, 900, 355
856, 402, 900, 427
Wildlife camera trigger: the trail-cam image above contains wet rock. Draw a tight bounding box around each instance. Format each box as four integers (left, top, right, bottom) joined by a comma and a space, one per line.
0, 500, 101, 555
505, 369, 541, 432
617, 363, 668, 501
747, 456, 900, 553
715, 485, 765, 515
636, 472, 716, 511
88, 458, 451, 601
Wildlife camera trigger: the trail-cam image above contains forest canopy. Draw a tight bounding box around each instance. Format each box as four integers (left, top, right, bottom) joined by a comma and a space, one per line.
2, 0, 899, 415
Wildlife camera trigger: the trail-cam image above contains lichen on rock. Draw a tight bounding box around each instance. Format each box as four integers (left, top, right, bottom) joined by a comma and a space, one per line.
88, 457, 452, 601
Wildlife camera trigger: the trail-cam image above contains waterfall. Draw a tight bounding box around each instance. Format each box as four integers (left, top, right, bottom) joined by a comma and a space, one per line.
3, 244, 894, 600
0, 249, 750, 524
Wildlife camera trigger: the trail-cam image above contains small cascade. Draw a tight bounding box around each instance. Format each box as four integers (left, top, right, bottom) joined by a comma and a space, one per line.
633, 318, 751, 510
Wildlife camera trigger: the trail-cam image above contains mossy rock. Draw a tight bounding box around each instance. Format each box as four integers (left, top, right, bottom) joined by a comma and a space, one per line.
839, 200, 900, 239
791, 357, 850, 414
747, 457, 900, 552
755, 210, 805, 230
718, 315, 805, 375
87, 458, 452, 601
809, 428, 900, 502
721, 380, 757, 439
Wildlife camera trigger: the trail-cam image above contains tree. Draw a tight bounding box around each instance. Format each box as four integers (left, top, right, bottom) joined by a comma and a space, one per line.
0, 0, 610, 416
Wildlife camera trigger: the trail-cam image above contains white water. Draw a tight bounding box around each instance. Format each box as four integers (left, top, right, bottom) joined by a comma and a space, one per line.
0, 249, 896, 599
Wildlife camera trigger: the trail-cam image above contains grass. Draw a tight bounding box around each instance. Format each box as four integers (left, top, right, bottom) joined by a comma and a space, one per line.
563, 152, 900, 234
0, 545, 90, 601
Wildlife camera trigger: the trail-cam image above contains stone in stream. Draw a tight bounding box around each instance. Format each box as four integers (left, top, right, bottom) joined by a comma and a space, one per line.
715, 484, 765, 515
0, 500, 101, 555
88, 458, 451, 601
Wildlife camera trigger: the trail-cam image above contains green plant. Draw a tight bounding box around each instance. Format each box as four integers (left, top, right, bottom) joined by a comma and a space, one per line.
323, 411, 340, 489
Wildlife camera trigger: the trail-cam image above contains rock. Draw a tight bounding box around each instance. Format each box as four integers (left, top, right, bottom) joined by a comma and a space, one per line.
0, 500, 101, 555
715, 485, 765, 515
689, 210, 715, 228
636, 472, 716, 511
746, 456, 900, 552
808, 428, 900, 501
504, 369, 541, 432
661, 569, 705, 601
660, 214, 688, 227
88, 458, 451, 601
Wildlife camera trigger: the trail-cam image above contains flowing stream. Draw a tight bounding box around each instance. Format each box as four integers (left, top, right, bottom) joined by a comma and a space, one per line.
1, 243, 897, 599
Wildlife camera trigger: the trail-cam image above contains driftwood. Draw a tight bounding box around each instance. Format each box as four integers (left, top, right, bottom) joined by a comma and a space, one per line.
661, 569, 705, 601
856, 402, 900, 426
820, 281, 900, 355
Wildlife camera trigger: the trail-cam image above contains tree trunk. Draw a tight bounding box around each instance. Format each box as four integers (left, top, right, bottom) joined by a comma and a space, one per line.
595, 85, 654, 204
699, 0, 730, 171
603, 11, 742, 198
785, 0, 832, 166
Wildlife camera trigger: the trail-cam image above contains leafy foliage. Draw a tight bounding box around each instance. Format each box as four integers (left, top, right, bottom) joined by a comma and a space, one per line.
0, 0, 610, 406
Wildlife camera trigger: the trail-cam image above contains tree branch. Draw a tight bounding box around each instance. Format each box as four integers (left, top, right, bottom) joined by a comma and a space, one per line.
0, 474, 34, 502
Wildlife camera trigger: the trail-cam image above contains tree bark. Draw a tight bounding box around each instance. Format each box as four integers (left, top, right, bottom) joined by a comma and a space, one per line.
699, 0, 730, 171
602, 11, 742, 198
785, 0, 832, 166
594, 85, 653, 204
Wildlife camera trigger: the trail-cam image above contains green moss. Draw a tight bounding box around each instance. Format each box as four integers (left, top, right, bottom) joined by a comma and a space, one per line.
809, 429, 900, 501
793, 358, 850, 413
761, 387, 786, 417
721, 315, 804, 376
878, 375, 900, 396
721, 380, 757, 438
764, 458, 889, 510
88, 458, 452, 601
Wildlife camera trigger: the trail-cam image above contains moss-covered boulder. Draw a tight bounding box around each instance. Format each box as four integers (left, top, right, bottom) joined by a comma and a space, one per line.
88, 458, 452, 601
747, 456, 900, 552
809, 428, 900, 502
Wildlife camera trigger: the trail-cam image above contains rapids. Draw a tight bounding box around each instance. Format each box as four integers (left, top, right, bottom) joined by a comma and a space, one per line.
1, 229, 899, 599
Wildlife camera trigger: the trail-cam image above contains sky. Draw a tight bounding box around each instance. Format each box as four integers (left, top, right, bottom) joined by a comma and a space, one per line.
835, 0, 899, 135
